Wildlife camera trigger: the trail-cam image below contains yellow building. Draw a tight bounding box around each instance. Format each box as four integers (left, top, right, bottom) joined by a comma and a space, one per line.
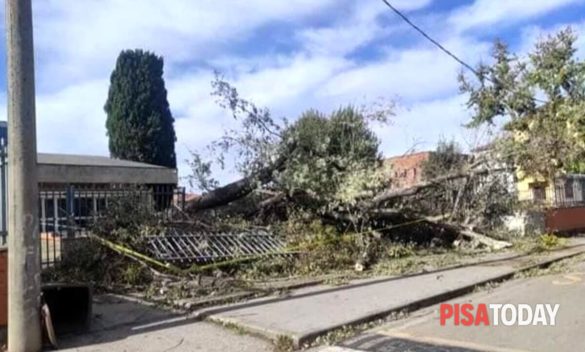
516, 171, 585, 207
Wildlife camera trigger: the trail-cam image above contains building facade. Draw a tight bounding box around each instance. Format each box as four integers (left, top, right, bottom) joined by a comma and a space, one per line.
0, 122, 179, 244
384, 152, 432, 188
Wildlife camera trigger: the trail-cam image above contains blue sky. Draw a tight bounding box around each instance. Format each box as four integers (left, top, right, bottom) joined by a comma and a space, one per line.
1, 0, 585, 188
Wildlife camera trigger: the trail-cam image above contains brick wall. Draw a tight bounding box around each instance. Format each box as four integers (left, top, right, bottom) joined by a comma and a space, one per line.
384, 152, 431, 188
0, 248, 6, 327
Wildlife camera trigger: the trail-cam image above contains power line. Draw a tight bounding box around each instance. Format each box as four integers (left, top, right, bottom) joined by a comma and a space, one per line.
379, 0, 546, 104
379, 0, 480, 76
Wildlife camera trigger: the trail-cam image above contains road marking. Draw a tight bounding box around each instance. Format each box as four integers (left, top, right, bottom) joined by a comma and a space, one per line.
552, 272, 584, 285
378, 331, 531, 352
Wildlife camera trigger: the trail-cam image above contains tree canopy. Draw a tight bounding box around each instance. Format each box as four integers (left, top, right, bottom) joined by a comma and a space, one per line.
275, 107, 383, 210
421, 140, 467, 181
187, 76, 390, 213
105, 49, 177, 168
460, 28, 585, 178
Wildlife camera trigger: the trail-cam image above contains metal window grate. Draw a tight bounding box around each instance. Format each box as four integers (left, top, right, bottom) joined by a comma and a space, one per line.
146, 228, 291, 264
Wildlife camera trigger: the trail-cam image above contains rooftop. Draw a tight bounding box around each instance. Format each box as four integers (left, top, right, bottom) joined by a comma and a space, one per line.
35, 153, 177, 185
38, 153, 168, 169
385, 151, 433, 161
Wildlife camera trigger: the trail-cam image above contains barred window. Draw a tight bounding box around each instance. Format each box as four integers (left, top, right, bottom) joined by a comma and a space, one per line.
565, 179, 574, 199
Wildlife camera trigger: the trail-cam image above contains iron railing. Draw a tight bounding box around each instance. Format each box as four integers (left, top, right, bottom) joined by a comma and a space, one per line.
0, 137, 186, 266
38, 185, 185, 267
519, 175, 585, 209
146, 228, 291, 265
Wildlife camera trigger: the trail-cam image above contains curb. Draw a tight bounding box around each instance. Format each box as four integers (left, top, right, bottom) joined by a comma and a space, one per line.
205, 245, 585, 349
291, 246, 585, 349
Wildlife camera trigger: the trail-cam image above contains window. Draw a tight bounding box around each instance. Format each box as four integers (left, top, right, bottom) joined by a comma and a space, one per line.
530, 183, 546, 202
96, 198, 107, 213
74, 197, 94, 217
564, 179, 574, 199
44, 198, 55, 219
57, 198, 67, 217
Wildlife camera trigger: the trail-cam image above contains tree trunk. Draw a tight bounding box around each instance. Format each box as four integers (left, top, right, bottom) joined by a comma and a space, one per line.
186, 155, 287, 212
366, 166, 509, 208
422, 215, 512, 250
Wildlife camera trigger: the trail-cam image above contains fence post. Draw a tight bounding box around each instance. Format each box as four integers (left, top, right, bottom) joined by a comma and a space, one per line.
181, 187, 186, 211
66, 185, 75, 239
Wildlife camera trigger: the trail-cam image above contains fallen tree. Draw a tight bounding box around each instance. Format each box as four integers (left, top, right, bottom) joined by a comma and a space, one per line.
186, 154, 287, 212
182, 77, 517, 275
365, 166, 509, 208
421, 215, 512, 250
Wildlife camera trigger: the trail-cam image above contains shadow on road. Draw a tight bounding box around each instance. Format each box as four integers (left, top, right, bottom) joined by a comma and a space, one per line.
55, 294, 199, 349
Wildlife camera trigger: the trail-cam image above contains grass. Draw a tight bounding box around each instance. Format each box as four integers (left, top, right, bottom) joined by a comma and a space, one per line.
208, 319, 250, 336
303, 309, 409, 349
512, 233, 567, 254
273, 335, 294, 352
514, 253, 585, 279
369, 248, 484, 277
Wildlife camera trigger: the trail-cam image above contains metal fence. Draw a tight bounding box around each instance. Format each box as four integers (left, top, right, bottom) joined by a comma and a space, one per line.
519, 175, 585, 208
0, 141, 186, 266
38, 185, 185, 267
146, 229, 291, 266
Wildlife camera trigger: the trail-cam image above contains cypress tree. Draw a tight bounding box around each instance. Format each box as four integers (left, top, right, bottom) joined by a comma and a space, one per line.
105, 49, 176, 168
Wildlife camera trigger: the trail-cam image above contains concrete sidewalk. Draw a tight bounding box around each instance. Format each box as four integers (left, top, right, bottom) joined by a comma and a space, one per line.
199, 243, 585, 348
58, 294, 272, 352
330, 259, 585, 352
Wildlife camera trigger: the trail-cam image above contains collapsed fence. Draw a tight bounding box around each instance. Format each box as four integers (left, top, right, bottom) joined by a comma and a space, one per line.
146, 228, 291, 265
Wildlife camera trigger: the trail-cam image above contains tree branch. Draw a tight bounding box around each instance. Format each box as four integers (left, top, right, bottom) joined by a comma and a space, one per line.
186, 154, 288, 212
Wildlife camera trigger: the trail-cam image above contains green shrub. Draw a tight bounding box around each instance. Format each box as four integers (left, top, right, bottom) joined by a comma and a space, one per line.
537, 233, 565, 251
386, 243, 416, 259
42, 238, 152, 288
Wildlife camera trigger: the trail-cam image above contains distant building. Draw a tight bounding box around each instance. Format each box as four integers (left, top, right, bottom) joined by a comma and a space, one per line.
383, 151, 432, 188
0, 120, 179, 240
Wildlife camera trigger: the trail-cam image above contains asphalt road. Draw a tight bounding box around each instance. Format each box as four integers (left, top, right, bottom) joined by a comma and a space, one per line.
334, 258, 585, 352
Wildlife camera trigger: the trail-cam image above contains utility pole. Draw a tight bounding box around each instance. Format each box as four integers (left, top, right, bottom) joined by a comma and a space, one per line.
5, 0, 42, 351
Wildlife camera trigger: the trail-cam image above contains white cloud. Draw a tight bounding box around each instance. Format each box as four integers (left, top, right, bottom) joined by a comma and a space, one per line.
449, 0, 585, 32
32, 0, 341, 87
35, 79, 110, 156
320, 37, 490, 103
0, 0, 580, 189
296, 0, 433, 57
27, 0, 485, 185
519, 20, 585, 56
377, 95, 475, 156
